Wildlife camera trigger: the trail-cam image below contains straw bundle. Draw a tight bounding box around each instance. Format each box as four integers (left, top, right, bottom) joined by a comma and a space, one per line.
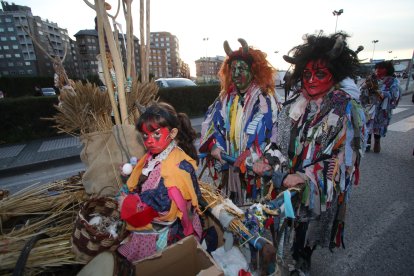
199, 182, 253, 242
50, 79, 158, 136
0, 174, 88, 274
51, 81, 113, 136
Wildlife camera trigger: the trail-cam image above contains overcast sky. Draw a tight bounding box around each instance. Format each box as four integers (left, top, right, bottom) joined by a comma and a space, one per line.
8, 0, 414, 76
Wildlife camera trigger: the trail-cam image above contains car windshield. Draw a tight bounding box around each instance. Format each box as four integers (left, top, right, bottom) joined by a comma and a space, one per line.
42, 88, 55, 92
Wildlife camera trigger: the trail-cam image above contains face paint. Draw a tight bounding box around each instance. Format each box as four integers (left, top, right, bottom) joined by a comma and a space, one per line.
375, 67, 387, 79
303, 59, 334, 98
141, 124, 171, 154
230, 60, 253, 92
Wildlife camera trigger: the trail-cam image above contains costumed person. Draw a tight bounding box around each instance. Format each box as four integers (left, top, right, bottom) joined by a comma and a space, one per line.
360, 61, 400, 153
117, 102, 202, 262
256, 32, 366, 275
199, 38, 279, 206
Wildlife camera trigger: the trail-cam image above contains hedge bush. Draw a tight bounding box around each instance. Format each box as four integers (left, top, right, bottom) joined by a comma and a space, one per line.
0, 84, 220, 144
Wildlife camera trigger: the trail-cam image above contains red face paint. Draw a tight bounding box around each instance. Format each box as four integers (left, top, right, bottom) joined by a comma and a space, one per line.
375, 67, 387, 79
303, 59, 334, 98
141, 124, 171, 154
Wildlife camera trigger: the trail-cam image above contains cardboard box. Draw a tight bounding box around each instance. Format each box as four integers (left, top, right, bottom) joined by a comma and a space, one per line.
134, 235, 224, 276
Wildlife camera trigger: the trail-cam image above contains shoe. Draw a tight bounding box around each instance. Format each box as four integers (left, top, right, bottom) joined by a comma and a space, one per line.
365, 145, 371, 152
374, 138, 381, 153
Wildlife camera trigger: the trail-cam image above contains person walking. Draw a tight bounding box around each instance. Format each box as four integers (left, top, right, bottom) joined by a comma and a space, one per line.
199, 38, 279, 206
363, 61, 400, 153
256, 32, 366, 275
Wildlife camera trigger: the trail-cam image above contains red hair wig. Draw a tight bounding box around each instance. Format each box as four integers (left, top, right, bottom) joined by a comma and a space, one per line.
218, 47, 276, 98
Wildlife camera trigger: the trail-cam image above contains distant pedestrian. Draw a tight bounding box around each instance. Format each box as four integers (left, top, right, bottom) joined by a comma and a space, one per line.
0, 90, 4, 99
361, 61, 400, 153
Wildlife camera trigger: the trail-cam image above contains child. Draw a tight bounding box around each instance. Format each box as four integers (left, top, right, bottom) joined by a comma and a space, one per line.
117, 102, 202, 262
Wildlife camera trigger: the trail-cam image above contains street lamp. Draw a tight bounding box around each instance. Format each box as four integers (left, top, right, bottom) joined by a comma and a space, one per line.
203, 37, 209, 82
371, 40, 379, 61
332, 9, 343, 33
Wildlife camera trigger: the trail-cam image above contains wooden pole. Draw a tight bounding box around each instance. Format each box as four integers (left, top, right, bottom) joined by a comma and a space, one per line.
95, 0, 121, 125
139, 0, 146, 82
145, 0, 150, 81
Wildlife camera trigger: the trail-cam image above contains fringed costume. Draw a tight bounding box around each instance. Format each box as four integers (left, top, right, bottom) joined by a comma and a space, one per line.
117, 142, 202, 262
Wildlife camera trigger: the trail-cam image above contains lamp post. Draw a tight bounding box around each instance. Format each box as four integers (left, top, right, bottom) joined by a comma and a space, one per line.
332, 9, 343, 33
371, 40, 379, 62
203, 37, 209, 82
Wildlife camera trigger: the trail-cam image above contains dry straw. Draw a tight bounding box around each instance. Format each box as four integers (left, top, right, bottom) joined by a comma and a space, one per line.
0, 174, 88, 274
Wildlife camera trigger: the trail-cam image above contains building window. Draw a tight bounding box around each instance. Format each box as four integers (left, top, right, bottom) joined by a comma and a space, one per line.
27, 69, 33, 74
5, 18, 12, 23
8, 62, 14, 67
39, 31, 43, 35
0, 54, 3, 59
0, 37, 6, 41
15, 54, 21, 58
10, 36, 16, 40
7, 27, 14, 32
3, 45, 9, 50
25, 61, 30, 66
13, 45, 19, 49
0, 28, 4, 32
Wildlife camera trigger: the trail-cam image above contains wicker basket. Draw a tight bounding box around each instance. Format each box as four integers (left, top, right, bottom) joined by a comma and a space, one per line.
71, 196, 126, 262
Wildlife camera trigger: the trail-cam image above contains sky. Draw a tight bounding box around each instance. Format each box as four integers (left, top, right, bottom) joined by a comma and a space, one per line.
7, 0, 414, 76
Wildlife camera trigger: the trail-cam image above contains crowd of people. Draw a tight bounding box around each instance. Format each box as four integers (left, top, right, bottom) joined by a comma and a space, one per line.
114, 31, 401, 275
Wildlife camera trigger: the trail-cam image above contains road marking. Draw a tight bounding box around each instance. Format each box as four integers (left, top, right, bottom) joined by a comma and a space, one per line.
0, 145, 25, 159
38, 137, 80, 152
333, 201, 408, 274
392, 107, 408, 114
388, 115, 414, 132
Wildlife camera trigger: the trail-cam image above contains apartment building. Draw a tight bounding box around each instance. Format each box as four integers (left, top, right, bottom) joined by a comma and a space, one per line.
0, 1, 191, 80
195, 56, 224, 83
0, 1, 79, 77
149, 32, 190, 78
74, 29, 141, 79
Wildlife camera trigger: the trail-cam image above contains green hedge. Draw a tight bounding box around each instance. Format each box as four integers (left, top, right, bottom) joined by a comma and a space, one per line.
0, 84, 220, 144
158, 84, 219, 117
0, 76, 55, 98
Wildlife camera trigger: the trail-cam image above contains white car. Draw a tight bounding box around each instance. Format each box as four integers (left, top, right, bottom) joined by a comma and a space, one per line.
155, 78, 196, 88
41, 87, 56, 96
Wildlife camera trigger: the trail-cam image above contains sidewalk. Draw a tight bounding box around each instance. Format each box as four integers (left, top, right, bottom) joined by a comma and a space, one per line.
0, 117, 204, 176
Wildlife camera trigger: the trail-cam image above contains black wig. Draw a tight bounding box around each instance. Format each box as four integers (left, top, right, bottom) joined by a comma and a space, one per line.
283, 31, 360, 92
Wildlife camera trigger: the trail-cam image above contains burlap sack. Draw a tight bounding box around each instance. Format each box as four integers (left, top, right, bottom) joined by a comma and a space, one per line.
80, 124, 145, 195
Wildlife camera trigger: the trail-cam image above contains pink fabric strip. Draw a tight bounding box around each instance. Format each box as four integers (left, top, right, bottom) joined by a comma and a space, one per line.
168, 186, 193, 236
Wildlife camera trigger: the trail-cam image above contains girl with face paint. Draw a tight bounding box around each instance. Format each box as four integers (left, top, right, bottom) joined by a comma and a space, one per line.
117, 102, 202, 262
268, 32, 366, 275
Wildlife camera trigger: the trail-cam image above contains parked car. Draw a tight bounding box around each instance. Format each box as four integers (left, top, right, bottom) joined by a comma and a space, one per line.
155, 78, 196, 88
41, 87, 56, 96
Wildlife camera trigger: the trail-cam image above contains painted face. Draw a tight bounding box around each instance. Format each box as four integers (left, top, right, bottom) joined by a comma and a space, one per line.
230, 59, 253, 92
303, 59, 334, 98
141, 124, 171, 154
375, 67, 387, 79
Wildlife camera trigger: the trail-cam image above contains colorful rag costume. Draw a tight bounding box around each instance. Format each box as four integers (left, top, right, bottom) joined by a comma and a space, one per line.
372, 76, 400, 136
117, 142, 202, 262
199, 82, 278, 205
273, 87, 365, 251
